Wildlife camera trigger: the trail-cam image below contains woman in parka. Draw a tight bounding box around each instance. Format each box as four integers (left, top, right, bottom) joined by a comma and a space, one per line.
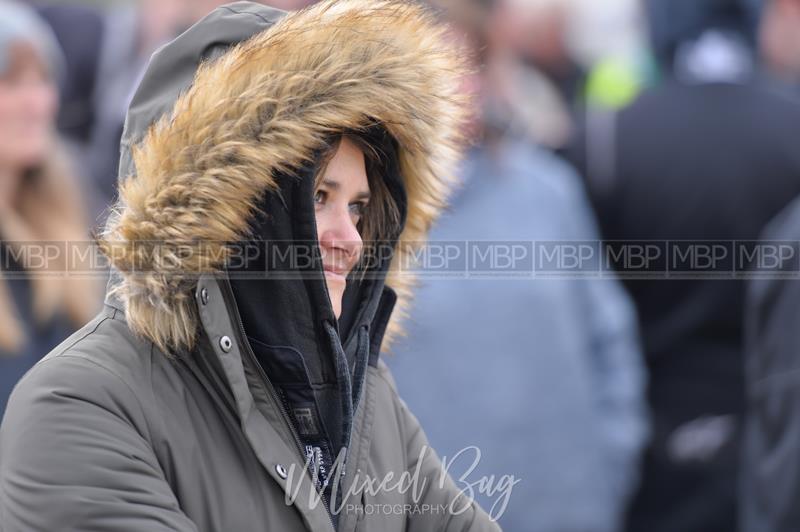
0, 1, 500, 531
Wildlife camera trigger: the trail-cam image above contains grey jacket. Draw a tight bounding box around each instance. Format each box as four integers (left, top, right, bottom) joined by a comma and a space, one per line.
741, 194, 800, 532
0, 2, 499, 531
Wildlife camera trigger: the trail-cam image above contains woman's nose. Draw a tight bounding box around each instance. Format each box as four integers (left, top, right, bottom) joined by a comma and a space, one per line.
318, 206, 363, 259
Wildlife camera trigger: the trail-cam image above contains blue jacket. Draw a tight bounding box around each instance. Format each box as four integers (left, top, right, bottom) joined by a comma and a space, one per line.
388, 138, 649, 532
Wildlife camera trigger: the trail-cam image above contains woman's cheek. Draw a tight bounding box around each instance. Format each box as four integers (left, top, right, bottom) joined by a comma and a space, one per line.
0, 88, 23, 164
0, 83, 55, 167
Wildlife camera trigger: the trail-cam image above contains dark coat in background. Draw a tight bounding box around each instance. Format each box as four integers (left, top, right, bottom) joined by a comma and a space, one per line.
741, 195, 800, 532
566, 73, 800, 532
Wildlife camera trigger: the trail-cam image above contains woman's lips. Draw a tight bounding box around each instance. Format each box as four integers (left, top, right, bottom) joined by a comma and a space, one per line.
323, 267, 347, 284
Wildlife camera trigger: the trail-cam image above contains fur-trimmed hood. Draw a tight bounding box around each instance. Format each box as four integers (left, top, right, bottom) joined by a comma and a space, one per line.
99, 0, 469, 354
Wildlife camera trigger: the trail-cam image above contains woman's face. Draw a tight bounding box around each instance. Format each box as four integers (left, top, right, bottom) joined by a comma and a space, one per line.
0, 42, 57, 172
314, 137, 370, 319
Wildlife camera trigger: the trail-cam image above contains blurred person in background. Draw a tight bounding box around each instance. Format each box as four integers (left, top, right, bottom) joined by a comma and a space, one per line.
565, 0, 800, 531
566, 0, 654, 109
739, 6, 800, 530
388, 1, 649, 530
484, 0, 580, 148
0, 1, 101, 414
759, 0, 800, 84
33, 3, 104, 165
34, 0, 318, 229
484, 0, 649, 150
740, 195, 800, 532
494, 0, 586, 105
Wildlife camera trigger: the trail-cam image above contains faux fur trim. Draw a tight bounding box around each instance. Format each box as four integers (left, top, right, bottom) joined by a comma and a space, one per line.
99, 0, 470, 354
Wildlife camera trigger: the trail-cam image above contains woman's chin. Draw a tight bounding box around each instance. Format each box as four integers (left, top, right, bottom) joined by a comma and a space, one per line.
325, 280, 345, 319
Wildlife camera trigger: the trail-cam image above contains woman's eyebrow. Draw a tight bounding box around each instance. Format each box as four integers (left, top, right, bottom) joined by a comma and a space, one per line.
320, 178, 340, 191
320, 178, 371, 200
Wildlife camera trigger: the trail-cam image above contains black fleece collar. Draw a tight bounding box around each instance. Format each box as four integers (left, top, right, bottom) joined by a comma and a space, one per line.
226, 130, 408, 384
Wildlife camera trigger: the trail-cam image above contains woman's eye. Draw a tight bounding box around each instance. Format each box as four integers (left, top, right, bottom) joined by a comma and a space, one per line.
314, 190, 327, 205
349, 202, 367, 217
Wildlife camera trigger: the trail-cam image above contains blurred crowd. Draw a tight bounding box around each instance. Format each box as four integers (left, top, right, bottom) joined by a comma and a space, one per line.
2, 0, 800, 530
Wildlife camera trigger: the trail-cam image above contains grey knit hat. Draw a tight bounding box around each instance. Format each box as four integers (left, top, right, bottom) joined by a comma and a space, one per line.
0, 0, 64, 81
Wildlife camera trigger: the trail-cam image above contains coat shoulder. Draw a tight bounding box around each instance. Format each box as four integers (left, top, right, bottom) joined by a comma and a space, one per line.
3, 305, 166, 429
372, 358, 401, 396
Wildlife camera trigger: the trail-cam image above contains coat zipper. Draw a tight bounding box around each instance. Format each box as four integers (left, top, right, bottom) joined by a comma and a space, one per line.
219, 276, 336, 529
332, 325, 370, 532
